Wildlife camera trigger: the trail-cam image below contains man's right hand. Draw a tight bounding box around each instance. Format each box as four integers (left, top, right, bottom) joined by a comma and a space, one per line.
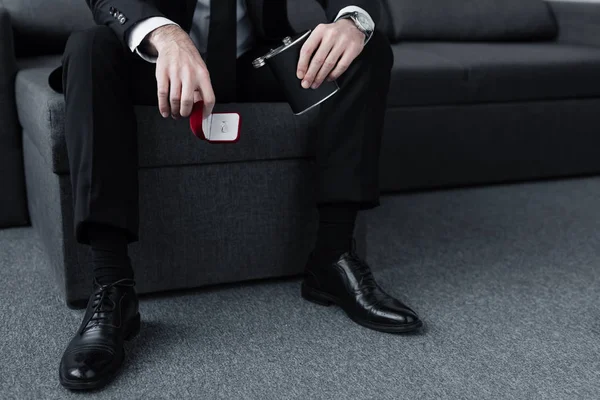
146, 25, 215, 119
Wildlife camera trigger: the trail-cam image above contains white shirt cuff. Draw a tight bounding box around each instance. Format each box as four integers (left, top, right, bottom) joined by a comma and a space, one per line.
127, 17, 180, 63
334, 6, 375, 46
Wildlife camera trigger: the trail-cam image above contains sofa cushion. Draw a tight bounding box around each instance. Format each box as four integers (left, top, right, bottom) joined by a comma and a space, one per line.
383, 0, 557, 42
0, 0, 94, 56
15, 57, 314, 175
388, 42, 600, 107
387, 44, 471, 107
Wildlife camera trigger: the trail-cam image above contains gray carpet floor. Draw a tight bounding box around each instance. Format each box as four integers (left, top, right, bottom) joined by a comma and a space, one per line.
1, 177, 600, 399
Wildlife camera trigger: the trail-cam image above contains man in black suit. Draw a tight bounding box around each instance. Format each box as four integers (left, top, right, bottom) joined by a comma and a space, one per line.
53, 0, 422, 390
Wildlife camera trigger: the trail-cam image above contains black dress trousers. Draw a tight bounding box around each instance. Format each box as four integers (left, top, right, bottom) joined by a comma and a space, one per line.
59, 25, 393, 244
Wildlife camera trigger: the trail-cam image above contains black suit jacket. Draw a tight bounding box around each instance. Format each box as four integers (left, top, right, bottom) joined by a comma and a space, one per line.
49, 0, 380, 92
89, 0, 380, 45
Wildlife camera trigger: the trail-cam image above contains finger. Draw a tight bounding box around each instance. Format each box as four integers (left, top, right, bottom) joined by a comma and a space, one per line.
169, 77, 182, 119
156, 68, 170, 118
179, 81, 195, 118
197, 69, 216, 116
312, 44, 344, 89
328, 48, 359, 82
302, 38, 334, 89
297, 25, 324, 80
193, 90, 202, 103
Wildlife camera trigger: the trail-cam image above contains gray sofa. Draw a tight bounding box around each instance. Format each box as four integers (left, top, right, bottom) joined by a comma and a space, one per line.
376, 0, 600, 191
3, 0, 600, 308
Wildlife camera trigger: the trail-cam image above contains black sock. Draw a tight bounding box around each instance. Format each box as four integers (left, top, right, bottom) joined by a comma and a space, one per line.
88, 224, 134, 285
313, 203, 359, 264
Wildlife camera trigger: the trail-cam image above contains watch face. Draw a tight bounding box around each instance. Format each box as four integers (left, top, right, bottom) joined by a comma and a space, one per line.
356, 13, 372, 30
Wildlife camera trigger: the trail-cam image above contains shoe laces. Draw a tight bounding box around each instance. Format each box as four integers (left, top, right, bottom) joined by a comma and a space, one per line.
347, 240, 378, 291
79, 278, 136, 335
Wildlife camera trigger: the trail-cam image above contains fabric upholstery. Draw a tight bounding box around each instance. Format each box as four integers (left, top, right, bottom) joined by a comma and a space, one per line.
379, 99, 600, 192
383, 0, 558, 42
0, 0, 94, 56
388, 42, 600, 107
387, 44, 471, 107
549, 0, 600, 47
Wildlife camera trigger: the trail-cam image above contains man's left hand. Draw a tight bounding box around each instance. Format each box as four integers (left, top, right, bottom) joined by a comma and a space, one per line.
297, 19, 365, 90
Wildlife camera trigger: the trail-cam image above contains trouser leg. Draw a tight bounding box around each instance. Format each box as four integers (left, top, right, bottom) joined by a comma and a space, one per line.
61, 25, 157, 244
236, 30, 394, 209
313, 30, 393, 210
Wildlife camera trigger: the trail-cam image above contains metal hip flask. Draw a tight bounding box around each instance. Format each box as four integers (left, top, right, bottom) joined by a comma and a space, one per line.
253, 30, 340, 115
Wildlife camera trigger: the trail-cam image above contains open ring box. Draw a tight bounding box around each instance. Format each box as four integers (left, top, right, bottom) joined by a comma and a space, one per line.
189, 101, 241, 143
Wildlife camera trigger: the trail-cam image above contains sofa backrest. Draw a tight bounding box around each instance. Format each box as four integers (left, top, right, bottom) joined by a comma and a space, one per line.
0, 0, 94, 57
380, 0, 558, 43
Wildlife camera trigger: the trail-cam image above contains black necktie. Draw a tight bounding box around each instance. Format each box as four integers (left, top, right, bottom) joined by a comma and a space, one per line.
207, 0, 237, 103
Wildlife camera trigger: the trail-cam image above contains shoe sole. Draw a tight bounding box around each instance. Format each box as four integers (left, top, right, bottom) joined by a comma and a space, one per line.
59, 313, 141, 391
301, 283, 423, 334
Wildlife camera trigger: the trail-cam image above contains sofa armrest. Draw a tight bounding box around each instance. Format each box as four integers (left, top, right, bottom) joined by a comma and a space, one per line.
547, 0, 600, 46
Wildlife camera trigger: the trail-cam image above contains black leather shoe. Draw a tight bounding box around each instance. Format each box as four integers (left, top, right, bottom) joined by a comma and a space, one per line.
59, 278, 140, 390
302, 249, 422, 333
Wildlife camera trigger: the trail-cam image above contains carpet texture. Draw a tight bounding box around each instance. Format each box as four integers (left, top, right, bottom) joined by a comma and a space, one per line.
1, 178, 600, 399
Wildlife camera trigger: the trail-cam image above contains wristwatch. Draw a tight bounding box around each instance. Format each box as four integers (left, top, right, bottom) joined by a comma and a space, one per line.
337, 11, 375, 43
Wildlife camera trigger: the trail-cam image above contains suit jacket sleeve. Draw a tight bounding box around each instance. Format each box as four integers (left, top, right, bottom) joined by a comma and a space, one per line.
84, 0, 166, 45
316, 0, 381, 25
